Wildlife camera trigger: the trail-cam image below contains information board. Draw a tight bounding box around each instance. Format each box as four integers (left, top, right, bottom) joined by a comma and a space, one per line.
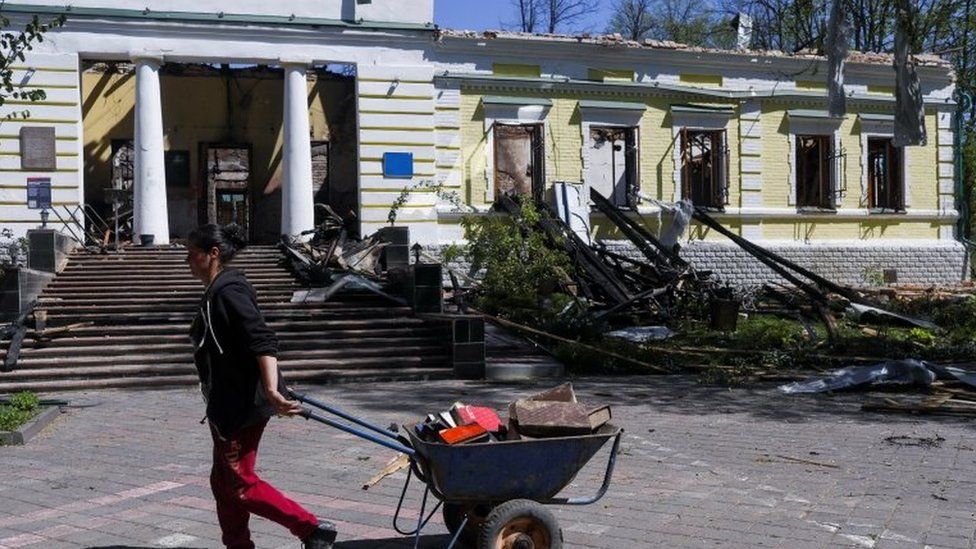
27, 177, 52, 210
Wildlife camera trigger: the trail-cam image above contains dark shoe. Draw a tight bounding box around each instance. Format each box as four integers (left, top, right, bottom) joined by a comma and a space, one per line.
302, 520, 338, 549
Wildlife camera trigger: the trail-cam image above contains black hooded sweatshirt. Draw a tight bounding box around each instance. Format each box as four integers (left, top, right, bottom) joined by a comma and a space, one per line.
190, 268, 281, 437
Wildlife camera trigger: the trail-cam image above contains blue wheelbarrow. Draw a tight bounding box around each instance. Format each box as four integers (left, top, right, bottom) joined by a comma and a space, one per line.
290, 391, 623, 549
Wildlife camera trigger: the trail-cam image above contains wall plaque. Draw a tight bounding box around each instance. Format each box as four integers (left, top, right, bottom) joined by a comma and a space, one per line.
19, 127, 56, 171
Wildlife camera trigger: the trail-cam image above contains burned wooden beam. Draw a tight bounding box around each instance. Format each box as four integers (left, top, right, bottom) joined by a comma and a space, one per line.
692, 208, 864, 304
589, 188, 687, 269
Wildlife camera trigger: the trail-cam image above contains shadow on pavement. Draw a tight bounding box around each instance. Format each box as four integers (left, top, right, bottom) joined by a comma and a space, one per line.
292, 374, 976, 429
335, 534, 453, 548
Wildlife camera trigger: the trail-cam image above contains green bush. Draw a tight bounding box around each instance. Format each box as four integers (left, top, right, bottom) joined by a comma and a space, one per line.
733, 315, 806, 349
0, 391, 40, 432
456, 201, 574, 324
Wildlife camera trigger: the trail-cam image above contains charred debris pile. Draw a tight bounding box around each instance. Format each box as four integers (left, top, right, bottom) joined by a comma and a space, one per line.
278, 196, 976, 382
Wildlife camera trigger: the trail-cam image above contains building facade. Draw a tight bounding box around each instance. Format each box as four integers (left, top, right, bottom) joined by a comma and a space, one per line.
0, 1, 966, 285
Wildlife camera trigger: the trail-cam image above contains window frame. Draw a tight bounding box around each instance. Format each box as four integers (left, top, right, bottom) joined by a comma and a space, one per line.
482, 99, 551, 204
794, 134, 835, 210
866, 136, 906, 212
785, 112, 845, 211
680, 128, 729, 210
858, 115, 910, 212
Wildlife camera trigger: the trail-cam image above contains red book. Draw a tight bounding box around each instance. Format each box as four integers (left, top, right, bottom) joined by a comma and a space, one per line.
438, 424, 488, 445
452, 405, 503, 432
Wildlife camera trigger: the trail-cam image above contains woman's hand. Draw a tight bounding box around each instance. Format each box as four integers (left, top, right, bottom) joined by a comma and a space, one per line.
266, 390, 303, 417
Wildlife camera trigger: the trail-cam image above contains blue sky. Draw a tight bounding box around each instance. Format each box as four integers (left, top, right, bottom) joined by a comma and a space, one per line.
434, 0, 617, 33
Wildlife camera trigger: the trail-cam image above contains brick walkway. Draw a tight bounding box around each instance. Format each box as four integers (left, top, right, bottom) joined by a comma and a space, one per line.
1, 376, 974, 548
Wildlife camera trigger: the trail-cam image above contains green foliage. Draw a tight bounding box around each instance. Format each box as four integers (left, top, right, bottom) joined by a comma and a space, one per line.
453, 201, 574, 324
861, 266, 886, 286
0, 391, 40, 432
0, 13, 66, 120
441, 243, 464, 264
387, 179, 471, 225
733, 315, 806, 349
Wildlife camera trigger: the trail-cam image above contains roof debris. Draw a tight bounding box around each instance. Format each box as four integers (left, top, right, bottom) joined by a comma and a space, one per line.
435, 28, 951, 69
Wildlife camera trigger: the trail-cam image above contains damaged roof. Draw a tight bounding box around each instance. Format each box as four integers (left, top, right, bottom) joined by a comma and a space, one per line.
434, 28, 952, 70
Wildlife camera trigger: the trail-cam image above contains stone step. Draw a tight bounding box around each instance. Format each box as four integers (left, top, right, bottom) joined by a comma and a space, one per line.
21, 317, 432, 337
34, 301, 404, 314
7, 335, 443, 357
37, 291, 297, 302
11, 345, 448, 371
17, 328, 444, 349
60, 261, 286, 270
42, 308, 416, 325
57, 270, 291, 279
0, 366, 452, 393
45, 282, 301, 291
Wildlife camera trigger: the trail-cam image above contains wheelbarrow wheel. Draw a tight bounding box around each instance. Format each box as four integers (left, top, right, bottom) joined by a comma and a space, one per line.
443, 502, 493, 547
478, 499, 562, 549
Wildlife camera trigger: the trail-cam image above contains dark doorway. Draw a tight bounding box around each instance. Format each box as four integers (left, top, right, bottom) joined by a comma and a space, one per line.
311, 140, 330, 226
200, 143, 251, 238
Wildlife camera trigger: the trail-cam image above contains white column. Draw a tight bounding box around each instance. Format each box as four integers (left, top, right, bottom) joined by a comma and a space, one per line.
280, 58, 314, 240
131, 53, 169, 245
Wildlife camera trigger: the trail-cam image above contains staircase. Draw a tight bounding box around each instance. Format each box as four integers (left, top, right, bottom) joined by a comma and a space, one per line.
0, 246, 454, 392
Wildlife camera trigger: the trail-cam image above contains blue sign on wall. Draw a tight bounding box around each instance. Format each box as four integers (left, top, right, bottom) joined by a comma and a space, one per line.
27, 177, 51, 210
383, 152, 414, 179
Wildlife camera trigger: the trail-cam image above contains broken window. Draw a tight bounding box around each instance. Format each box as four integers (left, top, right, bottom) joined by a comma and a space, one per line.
867, 137, 904, 210
795, 135, 834, 209
110, 139, 134, 191
589, 126, 638, 206
493, 123, 545, 202
680, 129, 728, 209
201, 144, 251, 237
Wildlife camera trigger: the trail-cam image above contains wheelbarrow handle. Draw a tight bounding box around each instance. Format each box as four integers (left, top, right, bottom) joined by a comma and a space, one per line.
288, 390, 402, 442
299, 408, 417, 457
546, 428, 624, 506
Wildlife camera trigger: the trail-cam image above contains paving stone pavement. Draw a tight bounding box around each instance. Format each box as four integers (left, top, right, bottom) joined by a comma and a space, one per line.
1, 376, 975, 548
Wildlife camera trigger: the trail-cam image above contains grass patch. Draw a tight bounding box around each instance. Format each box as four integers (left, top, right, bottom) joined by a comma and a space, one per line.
0, 391, 40, 432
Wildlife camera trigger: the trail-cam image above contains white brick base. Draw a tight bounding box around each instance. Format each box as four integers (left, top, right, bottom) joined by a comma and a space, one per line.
427, 240, 970, 288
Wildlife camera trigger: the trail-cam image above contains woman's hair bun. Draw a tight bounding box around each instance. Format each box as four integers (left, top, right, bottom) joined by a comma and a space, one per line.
221, 224, 248, 252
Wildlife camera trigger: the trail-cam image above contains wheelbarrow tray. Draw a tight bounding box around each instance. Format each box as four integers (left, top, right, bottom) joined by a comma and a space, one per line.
407, 423, 621, 503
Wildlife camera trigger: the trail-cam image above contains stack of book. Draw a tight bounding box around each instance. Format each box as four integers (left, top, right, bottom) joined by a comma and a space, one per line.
413, 383, 612, 445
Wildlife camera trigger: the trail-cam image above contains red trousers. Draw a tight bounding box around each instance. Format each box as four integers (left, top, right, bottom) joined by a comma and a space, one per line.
209, 419, 318, 549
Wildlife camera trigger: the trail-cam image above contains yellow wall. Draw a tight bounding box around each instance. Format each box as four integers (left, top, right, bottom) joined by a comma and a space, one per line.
455, 89, 949, 243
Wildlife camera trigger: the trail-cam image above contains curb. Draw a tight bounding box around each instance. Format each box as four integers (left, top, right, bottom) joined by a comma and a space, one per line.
0, 406, 62, 445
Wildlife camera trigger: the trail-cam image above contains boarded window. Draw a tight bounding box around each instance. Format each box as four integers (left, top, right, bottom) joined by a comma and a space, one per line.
589, 126, 638, 206
494, 123, 545, 202
795, 135, 833, 209
867, 137, 904, 210
680, 129, 727, 209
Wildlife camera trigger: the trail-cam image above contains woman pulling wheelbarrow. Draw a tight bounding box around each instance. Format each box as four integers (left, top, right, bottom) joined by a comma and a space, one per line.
186, 223, 337, 549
